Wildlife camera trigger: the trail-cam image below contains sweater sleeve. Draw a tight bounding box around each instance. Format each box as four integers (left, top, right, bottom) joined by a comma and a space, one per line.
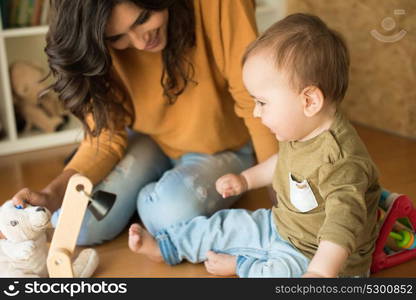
218, 0, 278, 162
317, 160, 370, 254
64, 115, 128, 185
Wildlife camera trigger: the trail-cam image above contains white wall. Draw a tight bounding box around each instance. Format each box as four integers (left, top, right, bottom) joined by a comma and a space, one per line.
256, 0, 287, 32
5, 35, 48, 71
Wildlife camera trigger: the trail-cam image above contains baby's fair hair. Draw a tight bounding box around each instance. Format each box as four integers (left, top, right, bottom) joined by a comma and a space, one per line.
243, 13, 350, 103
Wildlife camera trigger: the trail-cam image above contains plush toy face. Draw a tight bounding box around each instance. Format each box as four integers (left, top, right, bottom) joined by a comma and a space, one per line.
0, 200, 51, 243
10, 62, 46, 103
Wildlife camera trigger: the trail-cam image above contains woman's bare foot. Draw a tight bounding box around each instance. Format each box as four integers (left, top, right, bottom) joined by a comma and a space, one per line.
128, 223, 163, 263
204, 251, 237, 276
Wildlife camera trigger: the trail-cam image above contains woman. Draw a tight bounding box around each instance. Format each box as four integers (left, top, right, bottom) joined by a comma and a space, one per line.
12, 0, 277, 245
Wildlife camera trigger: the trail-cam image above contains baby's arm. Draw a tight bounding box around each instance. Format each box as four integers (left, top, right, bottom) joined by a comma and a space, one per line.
303, 240, 349, 277
216, 153, 278, 197
241, 153, 278, 190
304, 159, 375, 277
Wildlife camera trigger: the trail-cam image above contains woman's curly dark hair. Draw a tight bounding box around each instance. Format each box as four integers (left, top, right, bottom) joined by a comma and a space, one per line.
45, 0, 196, 137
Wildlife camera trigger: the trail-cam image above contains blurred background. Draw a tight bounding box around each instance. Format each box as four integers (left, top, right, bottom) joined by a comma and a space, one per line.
258, 0, 415, 139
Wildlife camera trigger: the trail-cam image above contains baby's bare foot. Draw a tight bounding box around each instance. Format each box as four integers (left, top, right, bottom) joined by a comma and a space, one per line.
128, 223, 163, 263
128, 224, 142, 253
204, 251, 237, 276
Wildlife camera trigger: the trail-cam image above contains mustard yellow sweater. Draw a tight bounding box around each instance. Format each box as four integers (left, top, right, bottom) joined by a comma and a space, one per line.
66, 0, 278, 184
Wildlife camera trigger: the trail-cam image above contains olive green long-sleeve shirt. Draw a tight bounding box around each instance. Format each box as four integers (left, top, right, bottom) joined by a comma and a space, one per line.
272, 112, 381, 276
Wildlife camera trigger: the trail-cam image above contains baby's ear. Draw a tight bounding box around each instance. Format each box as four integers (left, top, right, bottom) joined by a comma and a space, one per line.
301, 86, 324, 117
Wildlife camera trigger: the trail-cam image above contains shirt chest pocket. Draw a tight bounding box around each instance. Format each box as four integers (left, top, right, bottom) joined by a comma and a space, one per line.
289, 173, 318, 213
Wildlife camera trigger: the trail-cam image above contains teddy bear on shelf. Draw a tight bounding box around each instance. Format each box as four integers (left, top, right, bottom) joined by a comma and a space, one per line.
0, 200, 99, 278
0, 118, 5, 139
9, 61, 69, 133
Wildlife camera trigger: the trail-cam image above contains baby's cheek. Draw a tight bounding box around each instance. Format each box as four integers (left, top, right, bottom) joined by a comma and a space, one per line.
262, 117, 276, 132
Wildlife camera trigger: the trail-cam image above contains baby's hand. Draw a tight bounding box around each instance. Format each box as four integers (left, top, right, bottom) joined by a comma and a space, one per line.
302, 271, 326, 278
216, 174, 248, 198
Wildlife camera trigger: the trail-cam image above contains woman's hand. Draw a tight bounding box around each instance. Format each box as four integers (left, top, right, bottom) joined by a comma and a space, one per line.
12, 188, 51, 210
11, 169, 78, 213
215, 173, 248, 198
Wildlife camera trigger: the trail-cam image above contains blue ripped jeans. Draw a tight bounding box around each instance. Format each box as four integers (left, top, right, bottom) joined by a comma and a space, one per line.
51, 132, 255, 245
156, 209, 310, 277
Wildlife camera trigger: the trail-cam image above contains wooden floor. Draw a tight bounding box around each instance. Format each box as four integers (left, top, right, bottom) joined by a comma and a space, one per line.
1, 124, 416, 277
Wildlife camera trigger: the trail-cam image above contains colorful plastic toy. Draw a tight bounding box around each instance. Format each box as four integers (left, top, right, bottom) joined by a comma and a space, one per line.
389, 230, 416, 250
371, 191, 416, 273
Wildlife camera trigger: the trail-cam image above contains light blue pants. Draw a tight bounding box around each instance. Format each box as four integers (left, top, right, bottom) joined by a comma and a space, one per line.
52, 132, 255, 245
156, 209, 310, 277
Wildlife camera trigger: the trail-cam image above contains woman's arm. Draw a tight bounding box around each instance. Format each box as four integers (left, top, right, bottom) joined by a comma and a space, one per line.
218, 0, 279, 162
12, 168, 77, 212
12, 122, 128, 211
65, 120, 128, 185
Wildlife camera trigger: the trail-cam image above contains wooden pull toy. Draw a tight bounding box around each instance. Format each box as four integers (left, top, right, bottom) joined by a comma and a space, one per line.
47, 174, 116, 277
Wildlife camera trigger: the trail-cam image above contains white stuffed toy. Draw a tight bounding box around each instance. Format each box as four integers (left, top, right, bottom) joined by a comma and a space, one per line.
0, 200, 99, 278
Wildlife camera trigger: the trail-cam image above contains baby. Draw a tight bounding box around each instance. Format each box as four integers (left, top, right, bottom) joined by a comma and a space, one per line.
127, 13, 381, 277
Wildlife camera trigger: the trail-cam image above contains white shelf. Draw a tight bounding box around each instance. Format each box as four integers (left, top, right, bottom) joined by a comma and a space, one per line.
1, 25, 48, 38
0, 127, 82, 156
0, 22, 82, 156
